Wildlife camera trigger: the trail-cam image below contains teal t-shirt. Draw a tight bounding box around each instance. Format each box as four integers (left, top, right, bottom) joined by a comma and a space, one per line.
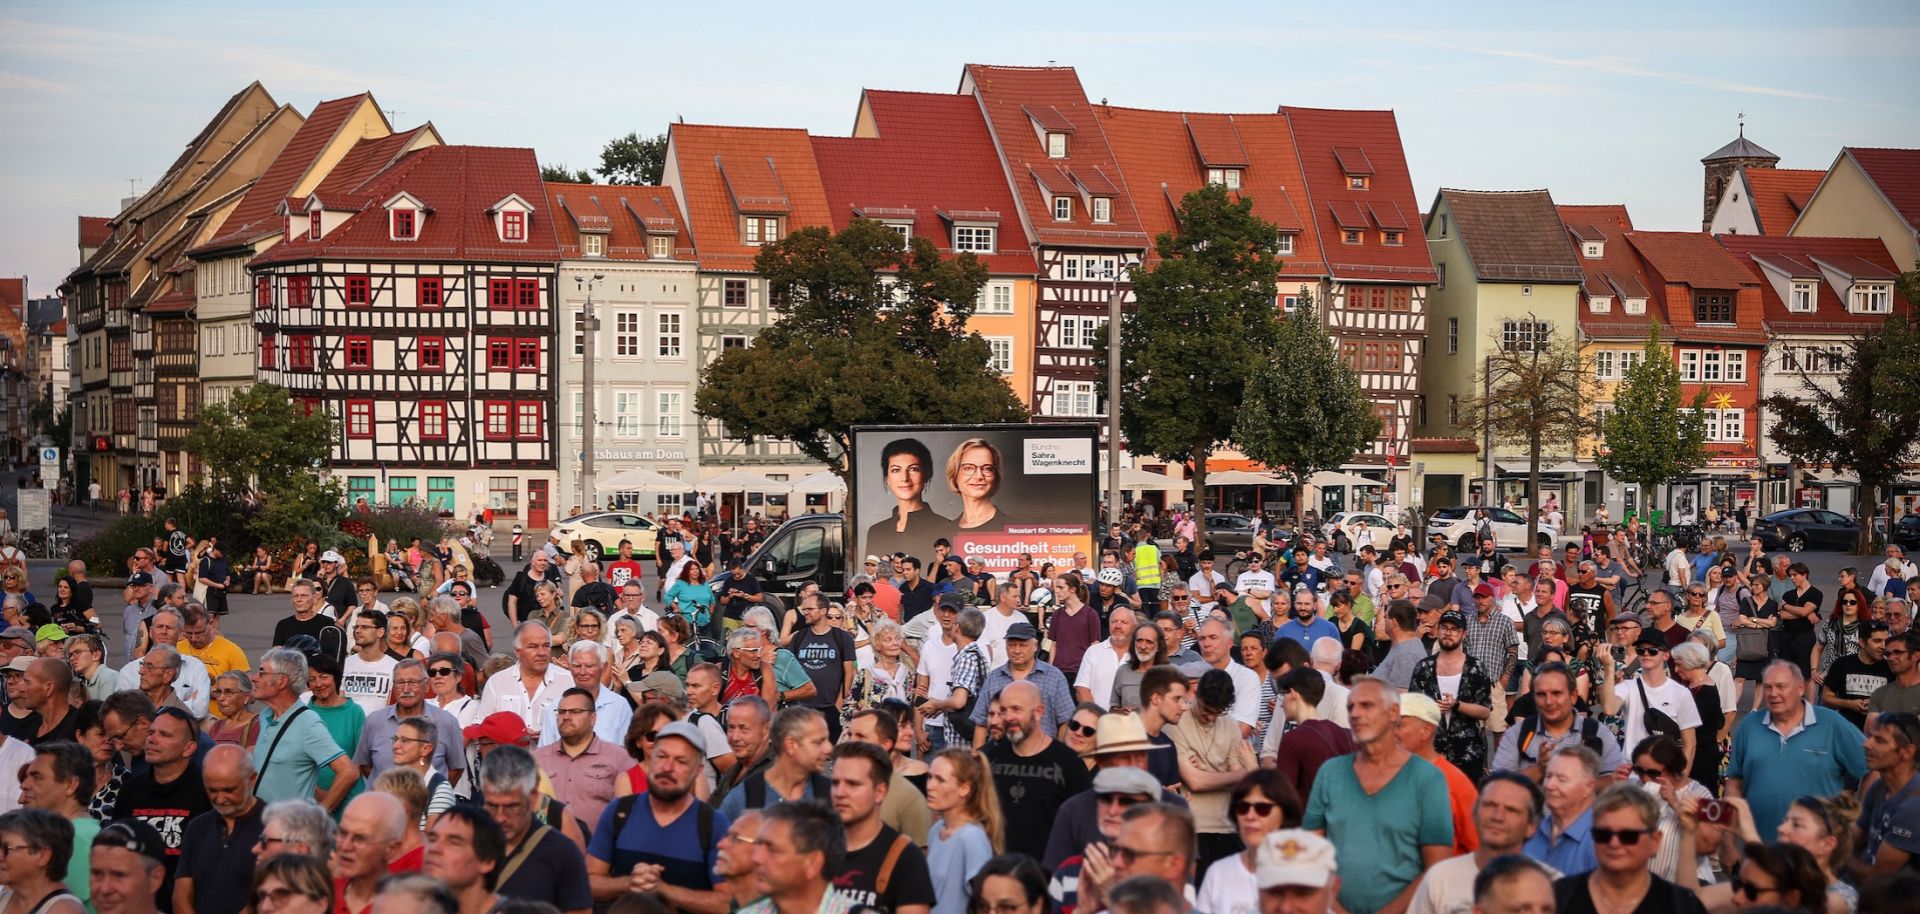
67, 815, 97, 908
253, 701, 353, 806
666, 580, 716, 625
1303, 754, 1454, 914
309, 699, 366, 813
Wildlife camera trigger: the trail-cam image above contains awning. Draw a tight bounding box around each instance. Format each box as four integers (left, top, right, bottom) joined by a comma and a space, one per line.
1205, 470, 1290, 486
787, 471, 848, 495
593, 467, 690, 493
1116, 467, 1192, 491
1496, 460, 1589, 476
1308, 471, 1386, 488
695, 471, 794, 494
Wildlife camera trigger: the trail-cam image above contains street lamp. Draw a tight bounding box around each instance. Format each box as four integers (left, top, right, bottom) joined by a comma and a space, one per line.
1104, 263, 1128, 528
577, 273, 604, 512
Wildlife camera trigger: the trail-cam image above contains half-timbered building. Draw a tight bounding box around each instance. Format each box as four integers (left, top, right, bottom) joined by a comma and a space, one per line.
662, 123, 832, 488
249, 143, 561, 524
546, 181, 701, 516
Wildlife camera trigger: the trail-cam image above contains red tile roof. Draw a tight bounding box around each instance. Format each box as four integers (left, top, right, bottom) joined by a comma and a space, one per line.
544, 182, 693, 262
48, 320, 66, 335
193, 94, 376, 256
307, 128, 436, 210
0, 278, 22, 313
666, 123, 832, 271
1557, 204, 1668, 338
1741, 168, 1824, 236
1283, 106, 1437, 284
1716, 234, 1912, 331
963, 65, 1148, 250
810, 90, 1035, 275
78, 217, 112, 248
1626, 231, 1763, 291
1095, 105, 1322, 278
252, 145, 559, 266
143, 289, 195, 315
1845, 147, 1920, 232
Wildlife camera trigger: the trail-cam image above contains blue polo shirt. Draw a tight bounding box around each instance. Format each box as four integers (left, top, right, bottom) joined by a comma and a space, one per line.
1726, 701, 1867, 836
1275, 617, 1341, 650
1523, 806, 1596, 876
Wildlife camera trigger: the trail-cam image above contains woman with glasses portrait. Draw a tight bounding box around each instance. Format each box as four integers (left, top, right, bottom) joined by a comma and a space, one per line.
948, 439, 1016, 533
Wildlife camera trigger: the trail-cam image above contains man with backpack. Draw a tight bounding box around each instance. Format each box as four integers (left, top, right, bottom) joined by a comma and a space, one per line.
586, 720, 730, 911
1493, 661, 1627, 780
718, 707, 834, 820
826, 742, 935, 914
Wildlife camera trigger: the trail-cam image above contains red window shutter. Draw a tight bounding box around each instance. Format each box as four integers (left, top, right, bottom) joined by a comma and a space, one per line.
255, 277, 271, 308
420, 337, 444, 371
418, 277, 442, 308
516, 279, 538, 310
260, 334, 275, 369
421, 401, 447, 440
515, 339, 539, 371
488, 340, 511, 371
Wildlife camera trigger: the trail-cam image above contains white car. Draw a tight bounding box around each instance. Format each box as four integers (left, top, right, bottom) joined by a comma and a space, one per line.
1424, 506, 1559, 552
550, 512, 662, 563
1321, 512, 1392, 551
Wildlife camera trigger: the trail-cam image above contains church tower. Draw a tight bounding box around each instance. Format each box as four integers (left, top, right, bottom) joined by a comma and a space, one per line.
1701, 118, 1779, 229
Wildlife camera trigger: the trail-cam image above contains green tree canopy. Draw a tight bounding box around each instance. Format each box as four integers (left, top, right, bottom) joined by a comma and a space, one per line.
1459, 321, 1593, 555
540, 163, 595, 183
1233, 291, 1382, 489
1098, 184, 1286, 536
695, 219, 1025, 476
182, 383, 345, 546
597, 132, 668, 185
1595, 323, 1708, 504
1763, 315, 1920, 552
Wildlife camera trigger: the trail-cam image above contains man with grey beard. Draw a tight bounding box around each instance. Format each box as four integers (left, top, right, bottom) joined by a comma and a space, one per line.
981, 680, 1092, 864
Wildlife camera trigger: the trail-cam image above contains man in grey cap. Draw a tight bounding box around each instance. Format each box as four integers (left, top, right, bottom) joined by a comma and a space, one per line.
587, 719, 728, 911
968, 622, 1074, 748
629, 670, 686, 707
1046, 766, 1164, 914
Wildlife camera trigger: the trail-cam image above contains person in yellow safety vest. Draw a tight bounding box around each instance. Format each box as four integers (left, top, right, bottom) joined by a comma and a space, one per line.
1133, 528, 1163, 610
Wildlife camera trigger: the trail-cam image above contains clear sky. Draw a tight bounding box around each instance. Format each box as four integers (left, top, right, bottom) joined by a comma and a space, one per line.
3, 1, 1916, 297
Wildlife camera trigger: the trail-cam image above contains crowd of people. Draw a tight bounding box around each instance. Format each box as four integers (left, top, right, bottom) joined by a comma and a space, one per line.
4, 510, 1920, 914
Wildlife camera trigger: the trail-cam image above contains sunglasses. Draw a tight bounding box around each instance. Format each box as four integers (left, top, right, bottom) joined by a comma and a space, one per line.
1591, 827, 1648, 846
1636, 646, 1665, 656
1730, 875, 1778, 899
428, 667, 456, 677
1097, 794, 1149, 808
1065, 720, 1099, 737
1631, 766, 1667, 781
1231, 801, 1280, 817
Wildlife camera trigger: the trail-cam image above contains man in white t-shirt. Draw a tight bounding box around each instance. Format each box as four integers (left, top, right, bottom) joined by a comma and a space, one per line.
340, 609, 400, 715
1664, 545, 1693, 590
1234, 554, 1277, 597
914, 596, 962, 742
1074, 606, 1134, 710
978, 583, 1026, 669
1183, 618, 1262, 738
1410, 773, 1555, 914
1188, 552, 1229, 602
1608, 632, 1702, 759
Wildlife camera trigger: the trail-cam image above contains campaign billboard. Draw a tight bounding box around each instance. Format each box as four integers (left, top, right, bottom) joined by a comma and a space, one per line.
852, 424, 1099, 576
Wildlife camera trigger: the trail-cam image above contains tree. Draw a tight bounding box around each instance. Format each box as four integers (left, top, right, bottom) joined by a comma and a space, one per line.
1233, 291, 1382, 499
1763, 315, 1920, 552
540, 163, 594, 183
1098, 184, 1286, 545
695, 219, 1026, 477
1595, 323, 1708, 522
1458, 321, 1594, 556
597, 132, 668, 185
183, 383, 345, 545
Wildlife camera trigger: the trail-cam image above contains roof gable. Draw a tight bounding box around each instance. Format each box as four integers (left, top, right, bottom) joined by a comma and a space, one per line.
192, 94, 385, 257
1282, 106, 1437, 283
1845, 147, 1920, 232
1742, 168, 1824, 236
1438, 189, 1585, 283
1717, 234, 1910, 330
1557, 204, 1666, 336
544, 182, 692, 261
663, 123, 831, 270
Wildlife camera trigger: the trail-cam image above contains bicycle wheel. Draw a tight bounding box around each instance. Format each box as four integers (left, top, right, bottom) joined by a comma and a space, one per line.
1224, 558, 1249, 583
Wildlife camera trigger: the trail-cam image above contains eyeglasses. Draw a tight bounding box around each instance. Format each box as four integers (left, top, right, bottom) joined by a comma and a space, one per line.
1065, 720, 1099, 737
639, 730, 663, 743
428, 667, 457, 677
1591, 827, 1649, 846
826, 614, 845, 622
958, 464, 998, 478
1730, 876, 1779, 899
1097, 794, 1151, 809
394, 735, 433, 746
1636, 646, 1665, 656
1231, 801, 1280, 817
1843, 600, 1860, 606
393, 678, 426, 688
255, 888, 313, 909
1109, 844, 1178, 864
718, 832, 759, 846
0, 844, 39, 857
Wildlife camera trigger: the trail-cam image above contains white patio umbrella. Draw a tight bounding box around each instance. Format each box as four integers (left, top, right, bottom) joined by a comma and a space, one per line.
593, 466, 692, 493
1205, 469, 1288, 486
788, 471, 848, 495
1308, 470, 1387, 488
696, 470, 795, 494
1116, 467, 1192, 491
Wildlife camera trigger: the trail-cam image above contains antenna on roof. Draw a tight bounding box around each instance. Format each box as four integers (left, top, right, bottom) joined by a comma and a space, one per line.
677, 115, 684, 124
386, 109, 404, 123
128, 178, 141, 197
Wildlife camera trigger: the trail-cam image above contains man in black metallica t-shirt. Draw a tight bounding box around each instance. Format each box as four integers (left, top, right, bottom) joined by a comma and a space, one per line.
111, 708, 212, 912
983, 680, 1093, 863
826, 742, 935, 914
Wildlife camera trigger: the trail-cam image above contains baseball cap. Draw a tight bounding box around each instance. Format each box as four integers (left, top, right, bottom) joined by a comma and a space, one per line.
1005, 622, 1039, 641
1472, 583, 1495, 598
936, 592, 966, 611
655, 720, 707, 755
1634, 631, 1671, 652
1255, 830, 1338, 890
125, 571, 154, 588
628, 670, 685, 702
463, 712, 533, 746
1610, 612, 1644, 627
95, 819, 170, 866
33, 624, 67, 643
320, 550, 345, 564
1437, 609, 1467, 628
1417, 592, 1448, 612
3, 656, 34, 674
1399, 692, 1443, 727
1092, 766, 1161, 797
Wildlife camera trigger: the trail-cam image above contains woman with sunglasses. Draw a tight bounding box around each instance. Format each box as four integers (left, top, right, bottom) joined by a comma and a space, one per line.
1059, 703, 1104, 764
1677, 574, 1727, 653
423, 652, 480, 729
1812, 587, 1867, 686
205, 671, 262, 751
1695, 792, 1857, 913
248, 852, 332, 914
1726, 842, 1828, 913
1556, 783, 1705, 914
0, 809, 85, 914
1196, 770, 1303, 914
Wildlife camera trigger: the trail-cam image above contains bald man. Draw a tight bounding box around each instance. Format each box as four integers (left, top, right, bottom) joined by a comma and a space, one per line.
333, 793, 410, 914
983, 680, 1093, 863
175, 745, 265, 914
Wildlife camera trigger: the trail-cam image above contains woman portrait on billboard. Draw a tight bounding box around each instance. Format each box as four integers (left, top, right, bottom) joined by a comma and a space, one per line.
865, 437, 955, 559
948, 437, 1017, 532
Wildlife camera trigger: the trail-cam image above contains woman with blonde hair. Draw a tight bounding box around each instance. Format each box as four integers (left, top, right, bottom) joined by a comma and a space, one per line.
947, 438, 1013, 531
926, 747, 1003, 914
608, 615, 646, 687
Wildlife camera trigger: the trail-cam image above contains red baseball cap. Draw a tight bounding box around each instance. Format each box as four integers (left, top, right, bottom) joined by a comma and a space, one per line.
463, 712, 531, 746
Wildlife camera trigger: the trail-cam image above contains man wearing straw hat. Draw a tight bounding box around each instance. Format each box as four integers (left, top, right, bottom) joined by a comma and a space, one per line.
1041, 711, 1188, 871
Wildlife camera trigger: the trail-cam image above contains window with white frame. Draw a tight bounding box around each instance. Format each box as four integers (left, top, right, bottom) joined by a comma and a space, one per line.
1502, 320, 1551, 351
1624, 298, 1646, 315
1596, 350, 1614, 380
1789, 281, 1817, 313
1596, 349, 1644, 380
1054, 381, 1098, 417
1447, 317, 1459, 354
1062, 256, 1080, 281
721, 334, 748, 352
884, 222, 911, 241
570, 391, 584, 435
1695, 407, 1746, 443
1583, 242, 1603, 259
743, 216, 780, 246
977, 281, 1014, 314
1052, 196, 1072, 221
201, 326, 224, 356
1436, 262, 1446, 290
1724, 351, 1746, 382
1851, 282, 1892, 313
986, 337, 1013, 374
1276, 234, 1294, 256
1207, 168, 1243, 189
953, 225, 995, 254
615, 312, 640, 357
1046, 132, 1068, 158
1059, 316, 1104, 349
615, 391, 642, 437
582, 234, 604, 257
1590, 295, 1612, 314
656, 391, 683, 438
1678, 350, 1700, 382
657, 312, 683, 358
234, 325, 253, 354
651, 235, 673, 259
1092, 197, 1112, 223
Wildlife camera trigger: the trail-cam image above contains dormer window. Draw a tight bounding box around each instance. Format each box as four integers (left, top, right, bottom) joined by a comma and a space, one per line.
1091, 197, 1112, 224
884, 222, 911, 241
1623, 298, 1646, 315
743, 216, 781, 246
650, 236, 673, 259
953, 226, 996, 254
391, 208, 416, 241
1789, 280, 1816, 313
1342, 229, 1362, 245
1046, 132, 1068, 158
1590, 296, 1613, 314
1052, 196, 1072, 221
1851, 282, 1892, 313
1348, 175, 1370, 190
308, 210, 322, 241
1383, 231, 1403, 246
1583, 242, 1604, 259
1206, 168, 1243, 190
1694, 292, 1735, 324
582, 233, 604, 257
1276, 234, 1295, 256
502, 211, 526, 242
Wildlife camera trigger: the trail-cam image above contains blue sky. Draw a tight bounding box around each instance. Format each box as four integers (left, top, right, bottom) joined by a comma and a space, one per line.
3, 1, 1916, 296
